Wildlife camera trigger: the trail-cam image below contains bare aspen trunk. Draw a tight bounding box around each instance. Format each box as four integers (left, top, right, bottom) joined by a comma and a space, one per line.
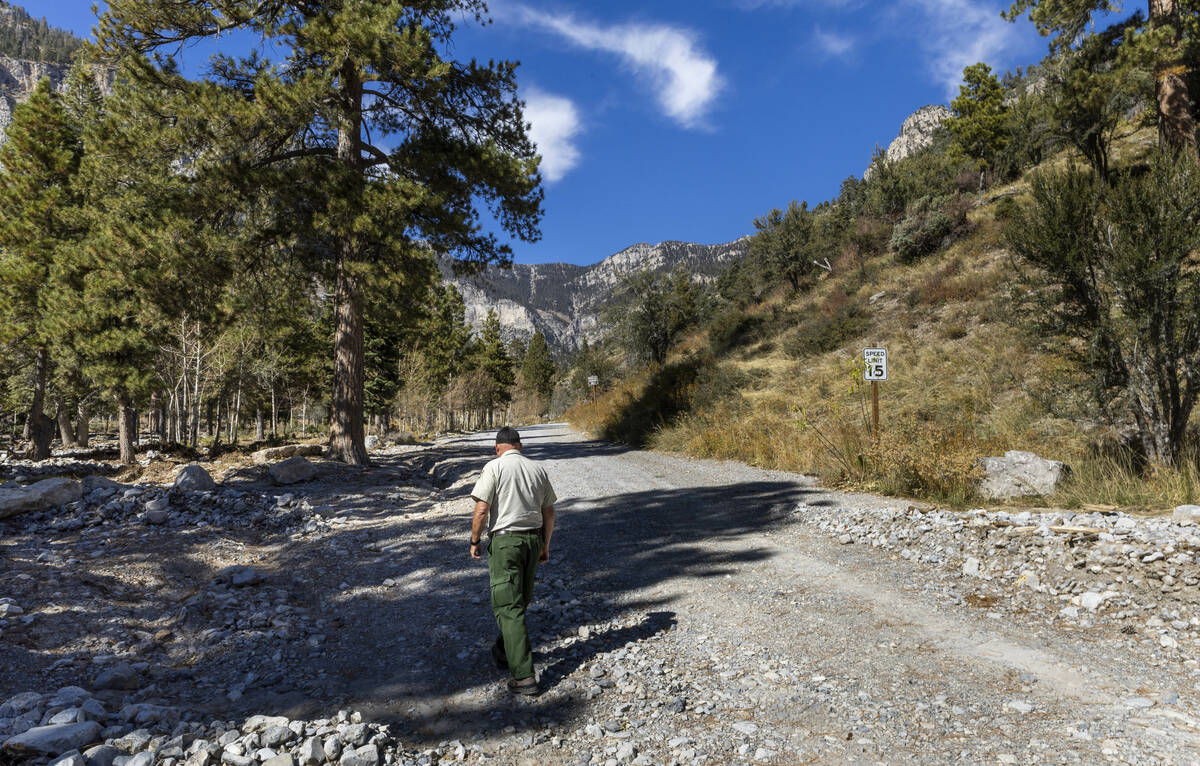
255, 403, 264, 442
191, 324, 202, 447
271, 386, 277, 438
328, 63, 369, 465
26, 347, 53, 460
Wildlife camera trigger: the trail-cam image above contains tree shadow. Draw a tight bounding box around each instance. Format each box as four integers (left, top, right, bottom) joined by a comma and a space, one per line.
0, 424, 811, 747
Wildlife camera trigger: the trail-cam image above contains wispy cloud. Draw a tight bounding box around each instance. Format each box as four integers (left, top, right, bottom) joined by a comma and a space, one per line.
813, 26, 855, 58
524, 87, 583, 183
740, 0, 1025, 97
501, 4, 723, 129
903, 0, 1023, 97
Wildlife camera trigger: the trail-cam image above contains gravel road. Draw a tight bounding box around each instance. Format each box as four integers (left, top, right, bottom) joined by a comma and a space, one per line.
4, 422, 1200, 765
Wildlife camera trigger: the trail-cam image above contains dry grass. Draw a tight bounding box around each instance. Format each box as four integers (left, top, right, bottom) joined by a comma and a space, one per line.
570, 126, 1199, 512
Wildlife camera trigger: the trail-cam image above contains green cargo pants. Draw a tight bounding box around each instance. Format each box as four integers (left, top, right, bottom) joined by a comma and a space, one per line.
487, 531, 542, 680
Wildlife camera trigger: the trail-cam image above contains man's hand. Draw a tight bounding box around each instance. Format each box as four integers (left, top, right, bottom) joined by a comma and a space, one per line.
539, 545, 550, 564
470, 542, 483, 559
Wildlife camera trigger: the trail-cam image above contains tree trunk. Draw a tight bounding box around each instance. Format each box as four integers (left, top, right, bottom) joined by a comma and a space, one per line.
75, 400, 89, 447
328, 63, 369, 465
270, 386, 277, 438
1149, 0, 1199, 157
25, 347, 53, 460
117, 391, 136, 465
255, 403, 264, 442
55, 397, 77, 449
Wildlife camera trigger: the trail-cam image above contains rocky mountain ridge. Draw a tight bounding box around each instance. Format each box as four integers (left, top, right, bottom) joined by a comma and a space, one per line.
864, 104, 952, 178
0, 54, 70, 137
445, 238, 749, 352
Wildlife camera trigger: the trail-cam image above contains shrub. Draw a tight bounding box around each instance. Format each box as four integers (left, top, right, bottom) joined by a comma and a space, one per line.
787, 290, 871, 358
889, 194, 968, 263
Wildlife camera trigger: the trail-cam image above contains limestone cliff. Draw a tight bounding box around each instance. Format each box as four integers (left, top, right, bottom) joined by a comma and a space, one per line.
444, 238, 749, 353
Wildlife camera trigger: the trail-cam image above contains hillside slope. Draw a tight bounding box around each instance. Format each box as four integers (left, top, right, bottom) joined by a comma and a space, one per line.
570, 125, 1174, 510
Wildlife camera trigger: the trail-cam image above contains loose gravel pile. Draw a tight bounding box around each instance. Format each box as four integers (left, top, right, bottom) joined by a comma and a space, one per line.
802, 501, 1200, 652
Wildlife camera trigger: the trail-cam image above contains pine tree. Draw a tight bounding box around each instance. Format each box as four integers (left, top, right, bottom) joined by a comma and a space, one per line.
1004, 0, 1199, 158
519, 331, 557, 401
0, 79, 82, 459
475, 309, 515, 423
98, 0, 544, 465
947, 62, 1009, 175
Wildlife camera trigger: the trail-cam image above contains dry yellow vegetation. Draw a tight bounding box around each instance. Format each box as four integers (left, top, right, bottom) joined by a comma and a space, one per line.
570, 128, 1200, 512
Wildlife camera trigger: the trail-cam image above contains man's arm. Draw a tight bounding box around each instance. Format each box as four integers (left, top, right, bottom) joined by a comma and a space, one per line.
470, 500, 489, 559
539, 505, 555, 563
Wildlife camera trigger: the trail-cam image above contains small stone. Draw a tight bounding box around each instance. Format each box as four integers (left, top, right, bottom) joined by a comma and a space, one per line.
731, 722, 758, 736
92, 664, 140, 692
1080, 591, 1112, 612
174, 464, 216, 492
323, 737, 342, 762
838, 534, 853, 545
269, 457, 318, 486
666, 697, 686, 714
297, 738, 322, 766
260, 727, 295, 749
262, 755, 295, 766
84, 745, 125, 766
962, 557, 981, 578
49, 750, 87, 766
2, 722, 103, 757
126, 753, 154, 766
1006, 700, 1034, 714
339, 744, 379, 766
614, 742, 636, 763
1174, 505, 1200, 525
1125, 696, 1155, 709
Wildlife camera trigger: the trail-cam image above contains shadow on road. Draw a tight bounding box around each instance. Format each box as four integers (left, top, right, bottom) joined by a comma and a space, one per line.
0, 424, 811, 745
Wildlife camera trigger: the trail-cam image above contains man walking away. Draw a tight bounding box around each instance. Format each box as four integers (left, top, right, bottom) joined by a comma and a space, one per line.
469, 426, 557, 695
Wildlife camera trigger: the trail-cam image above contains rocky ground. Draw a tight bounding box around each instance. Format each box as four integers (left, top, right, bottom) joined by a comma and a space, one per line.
3, 424, 1200, 765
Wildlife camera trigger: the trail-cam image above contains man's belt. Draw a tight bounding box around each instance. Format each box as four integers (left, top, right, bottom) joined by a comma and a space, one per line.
491, 527, 543, 537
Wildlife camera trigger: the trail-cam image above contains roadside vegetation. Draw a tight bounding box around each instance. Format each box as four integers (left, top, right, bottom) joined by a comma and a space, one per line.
569, 2, 1200, 512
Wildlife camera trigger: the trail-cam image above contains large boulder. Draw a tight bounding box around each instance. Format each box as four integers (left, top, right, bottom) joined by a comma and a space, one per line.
174, 463, 216, 492
0, 477, 82, 519
252, 445, 323, 465
978, 451, 1069, 499
268, 457, 318, 485
2, 722, 103, 758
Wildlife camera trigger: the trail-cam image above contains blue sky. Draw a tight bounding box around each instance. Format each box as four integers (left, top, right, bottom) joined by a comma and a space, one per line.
37, 0, 1048, 266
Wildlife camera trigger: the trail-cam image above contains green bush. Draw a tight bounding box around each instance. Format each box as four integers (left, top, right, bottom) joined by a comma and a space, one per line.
889, 194, 968, 262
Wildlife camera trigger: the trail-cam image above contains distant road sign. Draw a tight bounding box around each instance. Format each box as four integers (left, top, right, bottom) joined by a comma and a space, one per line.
587, 375, 599, 387
863, 348, 887, 381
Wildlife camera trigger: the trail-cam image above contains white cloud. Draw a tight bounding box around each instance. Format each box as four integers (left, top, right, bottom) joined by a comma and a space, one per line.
901, 0, 1024, 97
503, 4, 723, 129
813, 26, 855, 58
524, 88, 583, 183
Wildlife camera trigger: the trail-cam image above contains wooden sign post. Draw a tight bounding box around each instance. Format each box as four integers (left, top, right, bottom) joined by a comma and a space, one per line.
863, 348, 887, 438
588, 375, 599, 403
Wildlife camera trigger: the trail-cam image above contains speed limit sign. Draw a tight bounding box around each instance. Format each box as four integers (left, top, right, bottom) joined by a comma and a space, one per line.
863, 348, 887, 381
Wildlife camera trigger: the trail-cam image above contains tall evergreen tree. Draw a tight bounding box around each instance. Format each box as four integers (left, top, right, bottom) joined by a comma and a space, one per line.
475, 309, 514, 422
0, 79, 82, 459
97, 0, 544, 465
947, 62, 1009, 176
519, 330, 557, 401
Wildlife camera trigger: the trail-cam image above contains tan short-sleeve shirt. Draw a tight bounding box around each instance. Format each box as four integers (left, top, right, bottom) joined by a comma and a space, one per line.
471, 449, 557, 535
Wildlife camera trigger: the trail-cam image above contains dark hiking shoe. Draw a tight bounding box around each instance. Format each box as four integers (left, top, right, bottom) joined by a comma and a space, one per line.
506, 677, 540, 696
